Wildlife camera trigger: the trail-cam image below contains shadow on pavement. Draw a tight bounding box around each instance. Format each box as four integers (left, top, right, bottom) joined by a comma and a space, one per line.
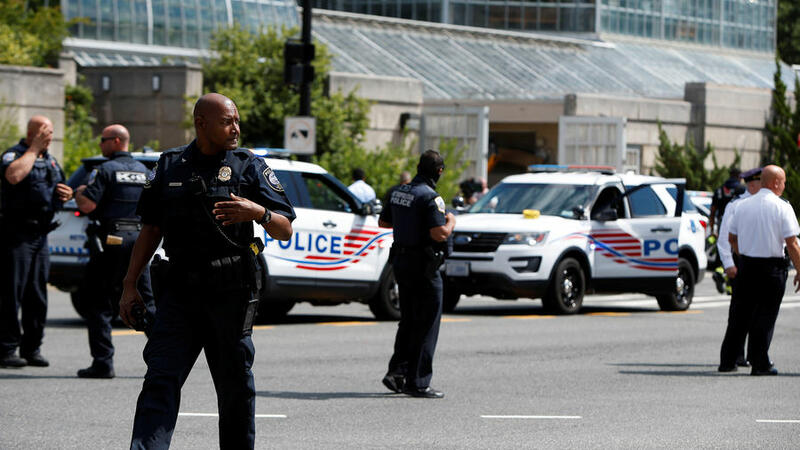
256, 314, 378, 326
611, 362, 800, 377
0, 372, 139, 380
450, 304, 654, 317
256, 390, 391, 400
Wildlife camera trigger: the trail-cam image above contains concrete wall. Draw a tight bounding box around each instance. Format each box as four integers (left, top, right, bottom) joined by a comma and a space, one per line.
564, 83, 772, 174
327, 72, 423, 151
0, 65, 65, 161
81, 64, 202, 150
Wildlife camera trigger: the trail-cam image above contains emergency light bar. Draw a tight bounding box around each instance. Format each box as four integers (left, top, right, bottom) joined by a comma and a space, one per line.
528, 164, 616, 175
250, 148, 292, 159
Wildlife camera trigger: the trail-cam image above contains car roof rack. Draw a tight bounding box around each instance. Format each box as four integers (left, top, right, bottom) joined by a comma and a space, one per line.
527, 164, 616, 175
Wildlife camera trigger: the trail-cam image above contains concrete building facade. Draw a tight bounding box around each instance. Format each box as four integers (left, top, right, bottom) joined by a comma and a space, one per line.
0, 65, 66, 161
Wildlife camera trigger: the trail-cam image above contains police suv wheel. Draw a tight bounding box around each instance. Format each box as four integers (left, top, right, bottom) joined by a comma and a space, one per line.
543, 257, 585, 314
70, 290, 90, 320
656, 258, 694, 311
369, 265, 400, 321
443, 288, 461, 313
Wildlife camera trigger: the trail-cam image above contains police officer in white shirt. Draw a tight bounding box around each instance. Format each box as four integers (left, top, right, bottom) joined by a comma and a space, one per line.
727, 165, 800, 376
348, 168, 376, 204
717, 167, 761, 371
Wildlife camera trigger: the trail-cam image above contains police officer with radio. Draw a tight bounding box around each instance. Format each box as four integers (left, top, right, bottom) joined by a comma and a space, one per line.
74, 124, 154, 379
0, 115, 72, 369
728, 165, 800, 376
119, 94, 295, 449
379, 150, 455, 399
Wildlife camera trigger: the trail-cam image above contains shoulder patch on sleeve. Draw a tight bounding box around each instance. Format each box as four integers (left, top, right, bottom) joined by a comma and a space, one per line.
263, 166, 284, 193
434, 196, 446, 214
87, 168, 99, 185
2, 152, 15, 164
144, 161, 158, 189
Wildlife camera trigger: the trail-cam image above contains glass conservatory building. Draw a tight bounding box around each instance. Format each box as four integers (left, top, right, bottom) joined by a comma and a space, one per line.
62, 0, 299, 50
310, 0, 777, 53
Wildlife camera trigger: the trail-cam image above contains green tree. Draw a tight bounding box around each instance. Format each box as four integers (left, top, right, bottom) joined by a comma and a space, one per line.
778, 0, 800, 65
652, 123, 739, 191
201, 25, 370, 154
765, 60, 800, 208
62, 83, 97, 176
0, 0, 69, 67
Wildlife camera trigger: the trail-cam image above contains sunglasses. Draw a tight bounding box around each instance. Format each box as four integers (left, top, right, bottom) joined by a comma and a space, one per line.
100, 136, 116, 143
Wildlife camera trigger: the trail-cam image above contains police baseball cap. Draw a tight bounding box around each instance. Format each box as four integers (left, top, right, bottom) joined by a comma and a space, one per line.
742, 167, 762, 182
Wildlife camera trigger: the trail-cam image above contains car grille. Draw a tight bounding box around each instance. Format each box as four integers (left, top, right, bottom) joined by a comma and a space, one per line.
452, 232, 507, 252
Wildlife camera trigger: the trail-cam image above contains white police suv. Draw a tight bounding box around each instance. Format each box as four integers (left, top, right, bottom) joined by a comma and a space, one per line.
443, 165, 707, 314
48, 150, 398, 321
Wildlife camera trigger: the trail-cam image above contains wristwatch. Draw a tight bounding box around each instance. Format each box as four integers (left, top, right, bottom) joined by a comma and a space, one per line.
257, 208, 272, 225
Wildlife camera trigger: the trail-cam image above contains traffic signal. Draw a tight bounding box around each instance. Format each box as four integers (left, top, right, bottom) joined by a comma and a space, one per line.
284, 39, 315, 86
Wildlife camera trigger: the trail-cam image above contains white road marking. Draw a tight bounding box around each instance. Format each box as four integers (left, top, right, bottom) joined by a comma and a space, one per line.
756, 419, 800, 423
582, 295, 800, 310
179, 413, 286, 418
481, 415, 582, 420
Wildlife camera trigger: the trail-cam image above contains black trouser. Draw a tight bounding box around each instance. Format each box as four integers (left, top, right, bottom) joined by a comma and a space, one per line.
130, 266, 255, 450
387, 252, 443, 389
726, 256, 787, 371
82, 229, 154, 371
0, 231, 49, 358
719, 254, 746, 366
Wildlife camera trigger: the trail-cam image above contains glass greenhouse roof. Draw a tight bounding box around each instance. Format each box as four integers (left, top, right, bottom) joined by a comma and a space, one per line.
313, 11, 792, 101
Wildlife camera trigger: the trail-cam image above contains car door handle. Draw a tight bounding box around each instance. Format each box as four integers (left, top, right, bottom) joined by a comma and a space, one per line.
323, 220, 337, 228
650, 227, 672, 233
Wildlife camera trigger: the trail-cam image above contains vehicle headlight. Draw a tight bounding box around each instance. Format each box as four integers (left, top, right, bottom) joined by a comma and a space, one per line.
503, 232, 548, 246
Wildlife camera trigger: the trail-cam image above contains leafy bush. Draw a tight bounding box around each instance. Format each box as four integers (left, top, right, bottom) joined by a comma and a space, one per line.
62, 83, 97, 176
652, 123, 739, 191
0, 0, 69, 67
765, 59, 800, 209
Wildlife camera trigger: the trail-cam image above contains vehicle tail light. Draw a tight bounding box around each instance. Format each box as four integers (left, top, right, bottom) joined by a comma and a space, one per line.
699, 219, 707, 229
74, 211, 81, 217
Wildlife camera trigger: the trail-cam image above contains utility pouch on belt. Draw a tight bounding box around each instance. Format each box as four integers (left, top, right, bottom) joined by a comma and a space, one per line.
242, 298, 259, 336
423, 245, 446, 278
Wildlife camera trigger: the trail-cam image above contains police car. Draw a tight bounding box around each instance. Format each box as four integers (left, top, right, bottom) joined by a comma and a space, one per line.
443, 165, 707, 314
48, 150, 398, 321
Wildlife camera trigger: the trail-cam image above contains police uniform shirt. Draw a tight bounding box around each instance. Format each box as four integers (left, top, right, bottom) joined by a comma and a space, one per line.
717, 191, 751, 269
137, 142, 295, 254
0, 139, 65, 219
379, 174, 446, 247
81, 152, 149, 222
729, 188, 800, 258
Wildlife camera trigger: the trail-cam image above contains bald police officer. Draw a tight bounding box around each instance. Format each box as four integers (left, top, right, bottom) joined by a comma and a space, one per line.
728, 165, 800, 376
716, 167, 761, 372
74, 124, 154, 378
120, 94, 295, 448
1, 116, 72, 368
379, 150, 455, 398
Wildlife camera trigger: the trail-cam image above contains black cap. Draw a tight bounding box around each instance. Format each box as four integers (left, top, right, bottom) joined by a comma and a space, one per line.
742, 167, 762, 182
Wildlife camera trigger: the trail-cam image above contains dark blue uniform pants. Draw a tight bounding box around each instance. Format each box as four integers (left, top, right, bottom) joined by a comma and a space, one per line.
130, 276, 255, 450
734, 256, 787, 371
0, 232, 49, 358
83, 230, 154, 372
388, 253, 443, 389
719, 254, 747, 366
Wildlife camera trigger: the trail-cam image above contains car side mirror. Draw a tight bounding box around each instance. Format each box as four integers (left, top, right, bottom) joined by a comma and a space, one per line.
452, 196, 465, 208
594, 209, 618, 221
572, 206, 586, 220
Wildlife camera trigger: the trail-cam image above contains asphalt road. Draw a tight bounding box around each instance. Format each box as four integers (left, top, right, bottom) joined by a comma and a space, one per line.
2, 275, 800, 449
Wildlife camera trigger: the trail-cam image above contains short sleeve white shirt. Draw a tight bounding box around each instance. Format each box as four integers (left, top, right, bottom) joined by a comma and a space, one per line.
729, 188, 800, 258
348, 179, 376, 203
718, 191, 751, 269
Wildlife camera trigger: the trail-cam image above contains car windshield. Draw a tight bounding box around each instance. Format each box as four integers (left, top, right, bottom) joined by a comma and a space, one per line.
469, 183, 594, 218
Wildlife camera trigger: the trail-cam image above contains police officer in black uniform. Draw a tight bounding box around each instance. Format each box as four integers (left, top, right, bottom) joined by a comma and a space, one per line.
119, 94, 295, 449
379, 150, 455, 399
74, 124, 155, 378
0, 115, 72, 368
